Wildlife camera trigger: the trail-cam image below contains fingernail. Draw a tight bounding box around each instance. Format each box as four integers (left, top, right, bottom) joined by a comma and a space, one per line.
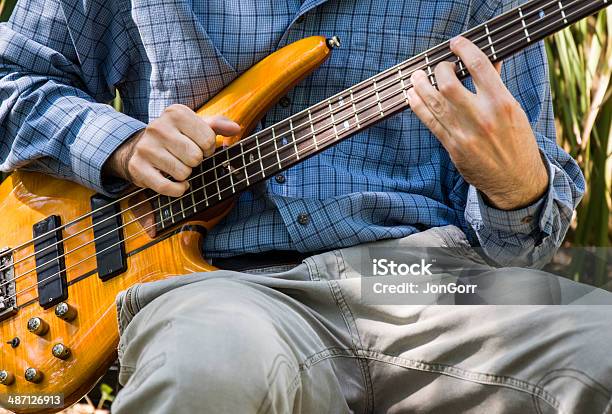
450, 36, 462, 47
407, 88, 415, 103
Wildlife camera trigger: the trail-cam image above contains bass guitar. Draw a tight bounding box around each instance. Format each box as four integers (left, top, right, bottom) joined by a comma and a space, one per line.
0, 0, 608, 411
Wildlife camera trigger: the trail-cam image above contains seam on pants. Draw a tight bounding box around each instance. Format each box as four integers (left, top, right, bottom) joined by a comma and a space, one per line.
304, 250, 373, 412
355, 349, 563, 413
269, 346, 570, 414
329, 285, 373, 413
330, 250, 375, 414
304, 255, 321, 281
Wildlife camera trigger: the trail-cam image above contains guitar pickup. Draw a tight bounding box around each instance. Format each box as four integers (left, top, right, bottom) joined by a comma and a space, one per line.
33, 215, 68, 308
91, 195, 127, 281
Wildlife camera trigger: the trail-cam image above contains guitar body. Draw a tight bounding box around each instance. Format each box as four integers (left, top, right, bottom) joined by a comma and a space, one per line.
0, 36, 331, 413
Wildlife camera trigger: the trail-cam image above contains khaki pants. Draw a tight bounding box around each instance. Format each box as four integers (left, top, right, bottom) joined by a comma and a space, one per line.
112, 226, 612, 414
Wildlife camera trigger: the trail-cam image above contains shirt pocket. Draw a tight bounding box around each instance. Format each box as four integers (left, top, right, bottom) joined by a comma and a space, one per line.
329, 0, 471, 164
331, 27, 451, 166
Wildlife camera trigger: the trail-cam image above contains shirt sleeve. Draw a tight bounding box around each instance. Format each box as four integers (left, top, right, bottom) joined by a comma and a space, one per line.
0, 0, 145, 196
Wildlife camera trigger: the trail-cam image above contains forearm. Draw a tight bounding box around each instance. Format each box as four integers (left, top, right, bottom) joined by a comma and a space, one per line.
0, 24, 145, 195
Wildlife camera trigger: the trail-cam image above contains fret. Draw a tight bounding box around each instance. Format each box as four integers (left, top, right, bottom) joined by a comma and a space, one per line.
558, 1, 568, 24
271, 128, 283, 169
518, 7, 532, 42
242, 138, 263, 182
168, 196, 177, 225
211, 156, 222, 200
226, 140, 248, 191
457, 59, 467, 77
289, 118, 300, 160
398, 68, 410, 103
337, 96, 351, 131
484, 24, 497, 60
189, 181, 197, 213
307, 109, 318, 150
239, 141, 251, 186
199, 166, 209, 208
274, 121, 300, 166
373, 80, 384, 117
223, 149, 236, 194
151, 194, 164, 231
349, 89, 361, 128
328, 100, 341, 140
170, 194, 183, 221
178, 195, 186, 219
424, 53, 435, 85
160, 195, 174, 225
255, 135, 266, 176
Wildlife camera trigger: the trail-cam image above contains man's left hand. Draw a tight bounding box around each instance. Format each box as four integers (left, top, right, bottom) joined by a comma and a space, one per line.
408, 36, 548, 211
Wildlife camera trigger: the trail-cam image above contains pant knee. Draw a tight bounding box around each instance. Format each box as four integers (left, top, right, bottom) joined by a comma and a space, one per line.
116, 279, 302, 413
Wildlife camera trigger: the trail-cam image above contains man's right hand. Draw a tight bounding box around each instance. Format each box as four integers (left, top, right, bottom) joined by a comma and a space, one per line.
106, 104, 241, 197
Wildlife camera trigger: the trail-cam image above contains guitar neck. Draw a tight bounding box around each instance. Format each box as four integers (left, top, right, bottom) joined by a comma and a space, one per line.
153, 0, 607, 231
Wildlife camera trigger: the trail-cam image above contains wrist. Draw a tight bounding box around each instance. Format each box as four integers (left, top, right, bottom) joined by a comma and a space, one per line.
103, 129, 144, 181
483, 153, 549, 211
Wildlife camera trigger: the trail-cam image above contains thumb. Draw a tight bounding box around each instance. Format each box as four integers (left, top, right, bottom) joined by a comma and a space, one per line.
203, 115, 242, 136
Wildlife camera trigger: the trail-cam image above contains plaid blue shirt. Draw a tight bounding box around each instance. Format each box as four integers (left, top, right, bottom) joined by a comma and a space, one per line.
0, 0, 585, 267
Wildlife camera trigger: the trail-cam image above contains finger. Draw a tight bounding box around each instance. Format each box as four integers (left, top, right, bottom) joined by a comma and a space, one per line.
165, 132, 205, 167
166, 107, 218, 156
181, 115, 241, 156
410, 70, 449, 122
434, 61, 474, 107
450, 36, 503, 94
407, 88, 450, 143
149, 149, 192, 182
203, 115, 242, 136
133, 163, 189, 197
201, 115, 242, 147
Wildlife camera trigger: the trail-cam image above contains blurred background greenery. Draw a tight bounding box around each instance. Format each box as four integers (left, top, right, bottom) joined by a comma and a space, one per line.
0, 1, 610, 257
546, 10, 611, 250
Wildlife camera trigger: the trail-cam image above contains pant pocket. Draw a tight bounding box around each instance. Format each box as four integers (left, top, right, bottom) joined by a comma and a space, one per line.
116, 283, 142, 336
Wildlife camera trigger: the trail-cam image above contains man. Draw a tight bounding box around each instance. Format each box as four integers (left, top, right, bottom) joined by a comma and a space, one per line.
1, 0, 610, 413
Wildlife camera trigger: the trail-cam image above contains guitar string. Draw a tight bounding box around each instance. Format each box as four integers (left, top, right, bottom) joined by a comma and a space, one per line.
3, 0, 602, 303
0, 0, 600, 291
0, 0, 586, 282
0, 0, 582, 260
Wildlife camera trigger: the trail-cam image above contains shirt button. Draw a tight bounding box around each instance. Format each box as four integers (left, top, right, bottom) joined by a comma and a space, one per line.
275, 174, 286, 184
521, 215, 534, 225
279, 96, 291, 107
295, 15, 305, 24
297, 213, 310, 225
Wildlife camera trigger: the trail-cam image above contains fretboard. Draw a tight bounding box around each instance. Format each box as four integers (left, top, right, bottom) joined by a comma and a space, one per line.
153, 0, 608, 231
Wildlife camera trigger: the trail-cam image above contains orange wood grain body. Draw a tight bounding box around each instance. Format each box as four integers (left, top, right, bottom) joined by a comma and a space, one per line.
0, 36, 330, 413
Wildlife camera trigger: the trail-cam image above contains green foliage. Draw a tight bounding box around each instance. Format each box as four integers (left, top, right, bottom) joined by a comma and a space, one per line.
545, 10, 612, 248
97, 383, 115, 409
0, 0, 16, 22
